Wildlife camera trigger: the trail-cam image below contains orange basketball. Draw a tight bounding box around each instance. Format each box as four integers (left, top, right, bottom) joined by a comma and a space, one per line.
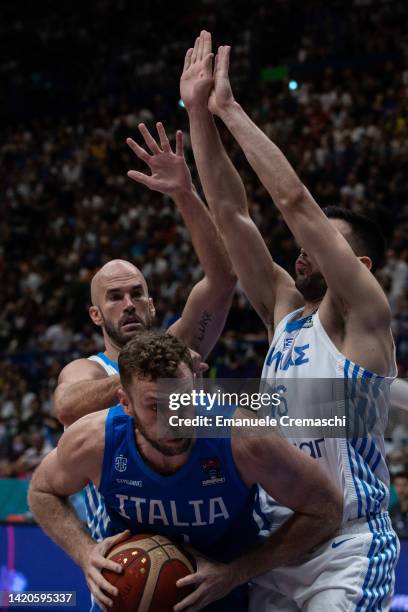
102, 534, 196, 612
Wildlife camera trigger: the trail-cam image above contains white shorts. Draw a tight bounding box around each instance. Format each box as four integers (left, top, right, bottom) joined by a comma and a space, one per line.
250, 513, 400, 612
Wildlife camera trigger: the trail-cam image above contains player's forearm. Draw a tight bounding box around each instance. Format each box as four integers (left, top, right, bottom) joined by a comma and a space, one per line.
187, 107, 248, 224
172, 186, 236, 287
28, 488, 93, 568
54, 375, 120, 426
218, 101, 304, 210
230, 507, 340, 584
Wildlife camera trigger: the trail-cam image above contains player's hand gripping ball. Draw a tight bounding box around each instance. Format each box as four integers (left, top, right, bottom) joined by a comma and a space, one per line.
102, 534, 196, 611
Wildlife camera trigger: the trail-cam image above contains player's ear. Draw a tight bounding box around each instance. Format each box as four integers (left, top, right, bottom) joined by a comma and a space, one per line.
359, 256, 372, 271
148, 298, 156, 319
89, 305, 103, 326
118, 387, 132, 416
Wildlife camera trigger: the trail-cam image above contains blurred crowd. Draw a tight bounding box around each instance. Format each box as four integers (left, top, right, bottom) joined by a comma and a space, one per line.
0, 0, 407, 534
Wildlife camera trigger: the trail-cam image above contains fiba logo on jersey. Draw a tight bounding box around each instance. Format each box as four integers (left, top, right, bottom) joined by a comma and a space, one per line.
114, 454, 128, 472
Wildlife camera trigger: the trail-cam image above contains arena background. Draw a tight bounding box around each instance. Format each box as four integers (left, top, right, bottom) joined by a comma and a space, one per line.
0, 0, 407, 610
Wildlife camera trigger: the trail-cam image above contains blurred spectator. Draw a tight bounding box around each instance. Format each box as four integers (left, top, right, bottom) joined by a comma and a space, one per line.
391, 472, 408, 538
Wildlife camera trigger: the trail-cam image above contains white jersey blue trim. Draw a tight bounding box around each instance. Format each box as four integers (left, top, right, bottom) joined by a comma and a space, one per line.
355, 513, 400, 610
260, 308, 399, 608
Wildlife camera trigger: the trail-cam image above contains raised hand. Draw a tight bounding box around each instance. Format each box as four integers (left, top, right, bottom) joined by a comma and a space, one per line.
127, 122, 192, 197
208, 45, 236, 117
180, 30, 214, 111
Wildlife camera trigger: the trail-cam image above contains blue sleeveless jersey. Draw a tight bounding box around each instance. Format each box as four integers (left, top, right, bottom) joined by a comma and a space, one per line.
99, 406, 261, 562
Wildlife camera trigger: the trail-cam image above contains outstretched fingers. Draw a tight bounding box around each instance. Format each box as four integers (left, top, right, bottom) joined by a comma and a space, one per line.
127, 170, 151, 187
203, 52, 214, 75
138, 123, 161, 154
156, 122, 172, 153
191, 36, 200, 64
126, 137, 151, 164
197, 30, 206, 62
218, 45, 231, 77
203, 30, 212, 57
175, 130, 184, 157
183, 48, 193, 72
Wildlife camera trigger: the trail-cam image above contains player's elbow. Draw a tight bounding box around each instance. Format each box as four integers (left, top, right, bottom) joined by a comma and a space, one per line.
53, 388, 75, 427
205, 266, 237, 294
28, 464, 47, 515
276, 182, 306, 211
213, 201, 248, 233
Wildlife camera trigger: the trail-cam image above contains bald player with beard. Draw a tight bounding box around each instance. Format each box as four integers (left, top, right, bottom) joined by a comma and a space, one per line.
54, 122, 236, 428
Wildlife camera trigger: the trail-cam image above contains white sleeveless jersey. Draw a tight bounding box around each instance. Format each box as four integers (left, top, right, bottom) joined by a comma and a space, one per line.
261, 308, 397, 523
83, 352, 119, 541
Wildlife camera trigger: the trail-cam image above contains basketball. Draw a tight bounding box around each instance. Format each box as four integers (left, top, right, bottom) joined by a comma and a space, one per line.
102, 534, 196, 612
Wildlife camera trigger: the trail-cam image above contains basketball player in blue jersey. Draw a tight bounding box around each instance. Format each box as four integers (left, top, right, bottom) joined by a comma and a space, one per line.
182, 31, 400, 610
53, 123, 237, 545
29, 330, 342, 612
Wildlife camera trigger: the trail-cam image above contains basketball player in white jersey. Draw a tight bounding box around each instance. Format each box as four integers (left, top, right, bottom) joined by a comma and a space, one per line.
181, 31, 400, 610
53, 122, 236, 546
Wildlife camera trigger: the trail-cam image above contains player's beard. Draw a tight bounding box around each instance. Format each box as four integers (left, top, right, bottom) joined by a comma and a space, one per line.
136, 416, 192, 457
102, 314, 150, 348
295, 270, 327, 302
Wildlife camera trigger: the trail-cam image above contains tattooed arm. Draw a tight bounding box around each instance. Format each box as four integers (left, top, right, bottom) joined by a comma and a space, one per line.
168, 263, 235, 360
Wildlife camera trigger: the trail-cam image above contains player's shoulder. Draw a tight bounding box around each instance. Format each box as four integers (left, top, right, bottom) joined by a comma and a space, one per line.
57, 410, 108, 483
57, 356, 109, 384
59, 409, 108, 458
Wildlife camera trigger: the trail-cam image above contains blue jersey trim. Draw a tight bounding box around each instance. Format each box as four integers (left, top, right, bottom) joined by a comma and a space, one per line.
96, 352, 118, 371
355, 514, 399, 611
284, 314, 313, 332
345, 359, 363, 518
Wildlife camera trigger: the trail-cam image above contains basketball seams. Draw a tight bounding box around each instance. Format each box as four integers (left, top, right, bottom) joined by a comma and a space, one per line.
106, 538, 160, 557
138, 547, 168, 611
105, 535, 194, 611
163, 544, 195, 574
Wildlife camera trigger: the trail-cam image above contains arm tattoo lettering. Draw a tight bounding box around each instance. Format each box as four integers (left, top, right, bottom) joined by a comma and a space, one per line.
195, 310, 212, 344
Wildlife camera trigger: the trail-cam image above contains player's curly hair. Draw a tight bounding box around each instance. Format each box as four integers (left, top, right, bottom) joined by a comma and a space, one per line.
118, 330, 193, 386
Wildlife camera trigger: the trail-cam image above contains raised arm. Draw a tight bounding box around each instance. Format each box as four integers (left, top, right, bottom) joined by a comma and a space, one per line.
127, 122, 236, 359
181, 32, 302, 336
28, 413, 129, 609
54, 358, 120, 426
211, 46, 391, 341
